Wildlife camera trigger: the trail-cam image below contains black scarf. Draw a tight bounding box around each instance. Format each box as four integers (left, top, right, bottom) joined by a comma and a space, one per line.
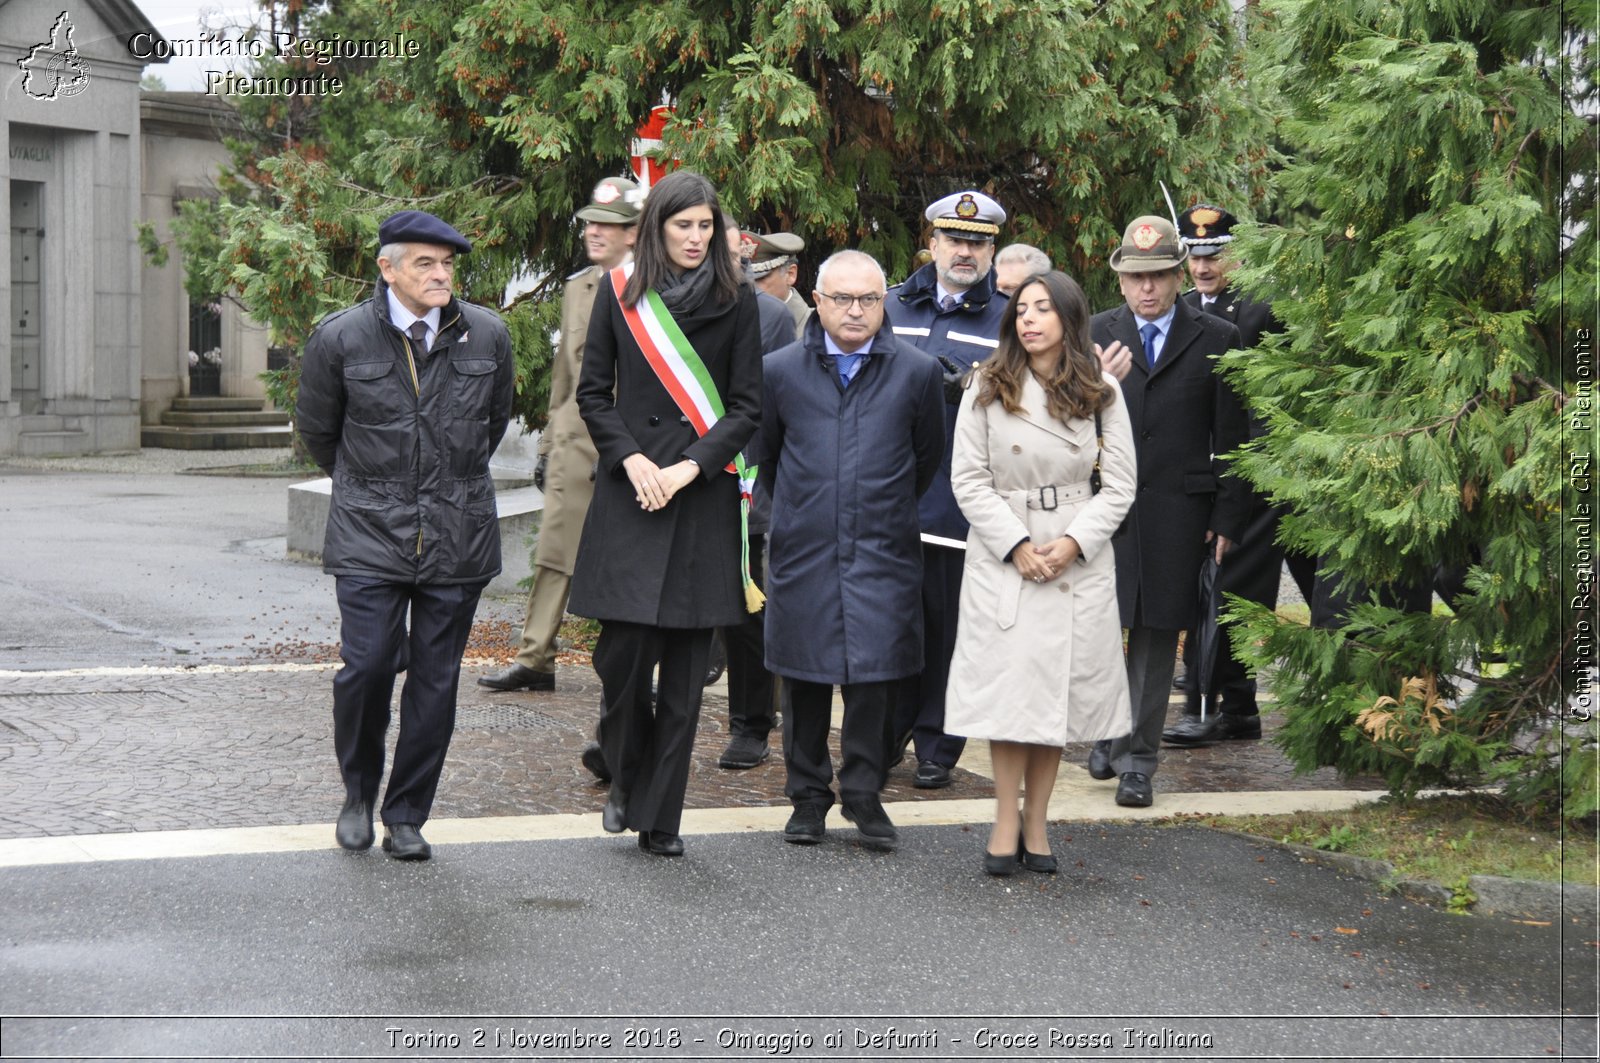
656, 260, 718, 316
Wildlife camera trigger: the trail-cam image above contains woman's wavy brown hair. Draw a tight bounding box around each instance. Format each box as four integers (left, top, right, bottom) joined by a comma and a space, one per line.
975, 270, 1114, 421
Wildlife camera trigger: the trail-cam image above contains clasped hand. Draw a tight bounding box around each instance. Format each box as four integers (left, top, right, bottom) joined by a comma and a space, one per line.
1012, 536, 1081, 583
623, 453, 699, 512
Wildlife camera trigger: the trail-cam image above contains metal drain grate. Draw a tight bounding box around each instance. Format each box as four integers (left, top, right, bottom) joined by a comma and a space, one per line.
455, 705, 563, 731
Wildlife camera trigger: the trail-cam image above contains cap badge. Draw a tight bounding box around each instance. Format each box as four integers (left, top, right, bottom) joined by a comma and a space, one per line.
592, 181, 621, 205
955, 194, 979, 219
1190, 206, 1221, 238
739, 233, 760, 258
1132, 223, 1162, 251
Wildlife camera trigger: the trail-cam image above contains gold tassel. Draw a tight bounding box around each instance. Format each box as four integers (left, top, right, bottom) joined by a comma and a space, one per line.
744, 580, 767, 613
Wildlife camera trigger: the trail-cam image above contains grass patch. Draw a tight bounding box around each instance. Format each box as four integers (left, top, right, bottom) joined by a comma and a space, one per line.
1194, 793, 1599, 888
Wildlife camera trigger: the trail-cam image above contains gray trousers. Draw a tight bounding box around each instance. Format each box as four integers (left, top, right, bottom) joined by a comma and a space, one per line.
1110, 624, 1181, 778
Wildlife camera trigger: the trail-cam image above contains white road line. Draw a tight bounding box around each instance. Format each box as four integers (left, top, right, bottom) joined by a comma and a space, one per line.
0, 789, 1385, 868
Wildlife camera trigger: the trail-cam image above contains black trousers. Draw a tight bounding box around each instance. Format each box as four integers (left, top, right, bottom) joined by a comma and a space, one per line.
784, 678, 898, 807
720, 535, 776, 739
332, 575, 485, 827
1183, 502, 1285, 716
593, 621, 713, 836
894, 544, 966, 768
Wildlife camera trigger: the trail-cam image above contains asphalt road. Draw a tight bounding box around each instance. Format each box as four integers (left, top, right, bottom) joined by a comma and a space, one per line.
0, 454, 1594, 1062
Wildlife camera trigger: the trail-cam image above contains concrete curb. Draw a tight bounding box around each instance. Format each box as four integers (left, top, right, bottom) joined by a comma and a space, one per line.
1206, 828, 1595, 924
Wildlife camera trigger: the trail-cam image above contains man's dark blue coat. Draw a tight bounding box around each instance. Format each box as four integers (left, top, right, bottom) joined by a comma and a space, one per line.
756, 318, 946, 684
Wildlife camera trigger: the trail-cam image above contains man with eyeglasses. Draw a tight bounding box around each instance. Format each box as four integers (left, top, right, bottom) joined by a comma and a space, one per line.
757, 250, 946, 850
883, 189, 1010, 791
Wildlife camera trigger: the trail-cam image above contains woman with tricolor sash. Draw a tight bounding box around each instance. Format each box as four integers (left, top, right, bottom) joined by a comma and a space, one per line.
568, 170, 764, 857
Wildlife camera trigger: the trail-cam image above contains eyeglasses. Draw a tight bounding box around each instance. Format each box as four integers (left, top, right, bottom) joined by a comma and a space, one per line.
817, 291, 884, 309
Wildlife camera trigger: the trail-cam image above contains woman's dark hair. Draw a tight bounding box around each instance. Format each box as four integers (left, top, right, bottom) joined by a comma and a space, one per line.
976, 270, 1114, 420
621, 170, 742, 307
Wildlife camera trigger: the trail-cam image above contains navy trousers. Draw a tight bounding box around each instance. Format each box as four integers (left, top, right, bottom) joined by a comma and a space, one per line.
895, 543, 966, 768
720, 535, 777, 739
783, 678, 897, 807
332, 575, 484, 827
593, 621, 713, 836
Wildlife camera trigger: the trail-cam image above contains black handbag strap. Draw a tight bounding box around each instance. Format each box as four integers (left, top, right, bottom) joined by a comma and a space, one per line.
1090, 408, 1103, 494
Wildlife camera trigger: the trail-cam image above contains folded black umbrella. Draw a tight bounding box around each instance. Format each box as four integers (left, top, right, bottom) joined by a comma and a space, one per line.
1193, 554, 1223, 721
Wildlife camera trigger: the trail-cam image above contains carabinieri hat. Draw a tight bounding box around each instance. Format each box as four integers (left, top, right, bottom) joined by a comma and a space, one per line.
746, 231, 805, 276
924, 190, 1006, 241
1109, 215, 1188, 273
378, 210, 473, 255
1178, 203, 1238, 258
576, 177, 644, 225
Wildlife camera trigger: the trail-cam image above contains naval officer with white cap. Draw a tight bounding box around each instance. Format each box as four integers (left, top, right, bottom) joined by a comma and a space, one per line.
883, 190, 1009, 790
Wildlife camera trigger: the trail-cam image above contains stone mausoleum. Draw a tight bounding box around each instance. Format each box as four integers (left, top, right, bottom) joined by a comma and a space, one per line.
1, 0, 278, 458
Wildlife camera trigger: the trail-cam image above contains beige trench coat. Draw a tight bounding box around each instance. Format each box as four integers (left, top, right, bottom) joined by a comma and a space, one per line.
944, 373, 1138, 747
533, 266, 604, 575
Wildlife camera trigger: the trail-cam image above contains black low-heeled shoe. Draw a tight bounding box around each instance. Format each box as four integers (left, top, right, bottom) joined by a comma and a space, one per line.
1020, 841, 1058, 874
983, 848, 1020, 876
601, 786, 628, 834
638, 831, 684, 856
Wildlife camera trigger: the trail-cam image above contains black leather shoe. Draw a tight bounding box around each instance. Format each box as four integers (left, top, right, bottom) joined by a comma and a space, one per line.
1086, 739, 1115, 780
1163, 712, 1263, 747
983, 848, 1020, 876
841, 797, 898, 851
381, 824, 431, 860
335, 795, 373, 851
1162, 712, 1219, 747
1115, 771, 1154, 808
1172, 666, 1189, 691
580, 741, 611, 784
1020, 841, 1058, 874
638, 831, 685, 856
718, 734, 771, 770
913, 760, 952, 789
476, 664, 555, 692
601, 786, 628, 834
1219, 712, 1263, 740
783, 803, 828, 845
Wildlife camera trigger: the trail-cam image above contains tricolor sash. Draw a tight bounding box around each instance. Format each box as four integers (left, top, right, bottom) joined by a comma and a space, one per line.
610, 264, 764, 613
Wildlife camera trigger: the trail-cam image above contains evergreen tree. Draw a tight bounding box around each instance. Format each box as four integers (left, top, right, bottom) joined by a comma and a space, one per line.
175, 0, 1271, 431
1224, 0, 1597, 817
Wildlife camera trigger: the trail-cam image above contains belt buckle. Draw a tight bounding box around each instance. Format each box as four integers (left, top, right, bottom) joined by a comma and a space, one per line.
1038, 485, 1058, 511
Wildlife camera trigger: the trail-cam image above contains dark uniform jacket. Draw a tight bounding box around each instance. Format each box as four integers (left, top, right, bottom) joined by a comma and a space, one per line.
883, 263, 1008, 539
567, 273, 762, 629
1091, 297, 1251, 630
747, 289, 804, 537
756, 318, 946, 684
1184, 284, 1283, 506
296, 280, 515, 585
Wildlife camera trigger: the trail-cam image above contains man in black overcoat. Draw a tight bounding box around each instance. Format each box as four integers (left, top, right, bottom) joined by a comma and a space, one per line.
1086, 215, 1251, 808
1162, 203, 1289, 747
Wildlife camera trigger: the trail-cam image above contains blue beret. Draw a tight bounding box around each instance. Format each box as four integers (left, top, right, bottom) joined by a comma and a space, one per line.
378, 210, 472, 255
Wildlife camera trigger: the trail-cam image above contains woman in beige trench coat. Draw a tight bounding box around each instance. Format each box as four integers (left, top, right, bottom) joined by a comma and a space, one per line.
945, 271, 1137, 875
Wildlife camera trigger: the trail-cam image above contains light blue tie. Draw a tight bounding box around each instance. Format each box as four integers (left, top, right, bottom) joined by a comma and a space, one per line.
836, 352, 862, 387
1140, 322, 1160, 370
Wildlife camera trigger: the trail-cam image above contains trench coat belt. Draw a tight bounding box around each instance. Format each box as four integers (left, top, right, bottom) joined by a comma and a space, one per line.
1019, 480, 1094, 511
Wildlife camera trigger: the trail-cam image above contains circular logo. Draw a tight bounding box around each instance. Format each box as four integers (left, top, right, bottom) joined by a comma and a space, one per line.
591, 181, 621, 205
1131, 223, 1162, 251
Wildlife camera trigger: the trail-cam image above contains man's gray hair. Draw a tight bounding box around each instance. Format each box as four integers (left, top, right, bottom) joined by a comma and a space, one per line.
996, 243, 1052, 273
377, 242, 408, 268
814, 250, 887, 292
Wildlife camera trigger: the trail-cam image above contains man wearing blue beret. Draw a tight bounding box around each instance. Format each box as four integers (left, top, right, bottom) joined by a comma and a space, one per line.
297, 210, 516, 861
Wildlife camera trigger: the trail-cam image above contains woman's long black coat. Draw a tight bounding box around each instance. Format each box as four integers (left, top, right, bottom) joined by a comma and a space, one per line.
567, 273, 762, 629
